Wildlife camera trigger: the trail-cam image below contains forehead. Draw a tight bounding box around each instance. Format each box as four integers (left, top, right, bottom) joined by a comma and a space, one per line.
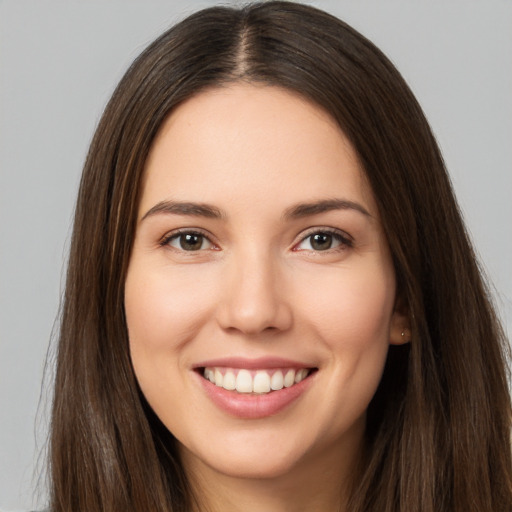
140, 83, 377, 217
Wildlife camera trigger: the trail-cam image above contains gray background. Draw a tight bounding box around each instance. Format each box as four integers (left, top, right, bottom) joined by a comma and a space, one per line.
1, 1, 511, 509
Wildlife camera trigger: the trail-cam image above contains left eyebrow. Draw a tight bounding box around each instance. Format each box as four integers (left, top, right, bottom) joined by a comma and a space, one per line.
283, 198, 372, 220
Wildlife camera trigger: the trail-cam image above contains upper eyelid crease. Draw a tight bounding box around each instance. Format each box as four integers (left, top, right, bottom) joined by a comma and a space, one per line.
294, 229, 353, 250
160, 227, 352, 247
166, 230, 215, 250
299, 226, 352, 239
174, 229, 351, 249
160, 228, 213, 244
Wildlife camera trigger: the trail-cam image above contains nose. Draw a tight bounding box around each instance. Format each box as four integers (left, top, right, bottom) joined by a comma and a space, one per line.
215, 251, 293, 336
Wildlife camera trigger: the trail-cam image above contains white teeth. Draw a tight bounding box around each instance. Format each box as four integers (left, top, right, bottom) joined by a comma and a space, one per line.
253, 371, 271, 393
284, 369, 295, 388
295, 368, 308, 383
214, 369, 223, 387
203, 367, 311, 394
223, 370, 236, 390
235, 369, 253, 393
270, 371, 284, 391
205, 368, 215, 383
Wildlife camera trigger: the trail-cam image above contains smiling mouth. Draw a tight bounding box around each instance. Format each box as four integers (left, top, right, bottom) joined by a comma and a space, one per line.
200, 367, 317, 394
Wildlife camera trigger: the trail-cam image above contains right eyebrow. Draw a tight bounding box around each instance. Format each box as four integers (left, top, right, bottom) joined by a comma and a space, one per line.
140, 200, 226, 222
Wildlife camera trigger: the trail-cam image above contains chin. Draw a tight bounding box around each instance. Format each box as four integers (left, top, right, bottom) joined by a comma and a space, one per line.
180, 433, 312, 481
207, 452, 305, 480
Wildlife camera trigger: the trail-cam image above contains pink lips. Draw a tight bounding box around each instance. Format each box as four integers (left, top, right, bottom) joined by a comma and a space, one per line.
193, 357, 316, 419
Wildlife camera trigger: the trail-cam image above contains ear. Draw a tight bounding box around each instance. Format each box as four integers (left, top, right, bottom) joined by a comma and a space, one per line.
389, 296, 411, 345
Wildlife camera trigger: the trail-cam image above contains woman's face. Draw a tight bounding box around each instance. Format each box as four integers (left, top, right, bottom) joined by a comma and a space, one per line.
125, 83, 407, 483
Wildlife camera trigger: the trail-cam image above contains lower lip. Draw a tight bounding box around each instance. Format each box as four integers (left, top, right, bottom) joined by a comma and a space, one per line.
196, 371, 315, 419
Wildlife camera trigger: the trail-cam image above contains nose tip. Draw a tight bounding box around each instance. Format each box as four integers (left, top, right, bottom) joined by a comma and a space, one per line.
222, 299, 291, 335
215, 259, 293, 336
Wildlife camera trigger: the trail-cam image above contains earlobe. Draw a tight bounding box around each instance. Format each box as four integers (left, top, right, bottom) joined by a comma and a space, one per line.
389, 321, 411, 345
389, 319, 411, 345
395, 327, 411, 345
389, 300, 411, 345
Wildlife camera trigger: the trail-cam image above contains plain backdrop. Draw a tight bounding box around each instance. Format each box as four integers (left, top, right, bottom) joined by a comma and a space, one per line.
1, 1, 511, 510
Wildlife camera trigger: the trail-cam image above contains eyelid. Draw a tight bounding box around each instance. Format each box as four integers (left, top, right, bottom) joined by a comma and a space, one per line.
159, 228, 219, 250
158, 226, 353, 252
292, 227, 354, 251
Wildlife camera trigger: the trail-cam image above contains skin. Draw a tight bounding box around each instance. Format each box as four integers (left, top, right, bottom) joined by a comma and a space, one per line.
125, 83, 409, 512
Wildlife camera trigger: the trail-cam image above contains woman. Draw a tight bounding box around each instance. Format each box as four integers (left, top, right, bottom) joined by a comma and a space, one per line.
49, 2, 512, 511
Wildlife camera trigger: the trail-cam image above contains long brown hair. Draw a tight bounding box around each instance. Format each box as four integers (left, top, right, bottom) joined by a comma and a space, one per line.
50, 2, 512, 511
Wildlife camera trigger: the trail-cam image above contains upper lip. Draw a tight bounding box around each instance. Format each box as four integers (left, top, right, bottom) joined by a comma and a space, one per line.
193, 356, 315, 370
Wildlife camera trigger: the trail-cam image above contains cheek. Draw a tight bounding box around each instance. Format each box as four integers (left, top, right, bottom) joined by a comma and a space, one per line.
297, 261, 395, 398
293, 264, 395, 441
297, 259, 395, 343
124, 263, 219, 411
124, 263, 214, 423
125, 263, 215, 352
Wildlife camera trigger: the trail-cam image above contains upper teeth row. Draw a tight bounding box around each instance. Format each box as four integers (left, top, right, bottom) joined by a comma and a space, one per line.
203, 367, 310, 394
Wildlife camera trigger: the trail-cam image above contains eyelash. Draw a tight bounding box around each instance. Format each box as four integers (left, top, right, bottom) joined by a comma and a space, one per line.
292, 228, 353, 252
159, 228, 353, 252
159, 229, 217, 251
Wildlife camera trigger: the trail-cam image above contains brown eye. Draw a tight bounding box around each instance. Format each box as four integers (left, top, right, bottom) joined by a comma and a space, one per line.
167, 232, 213, 251
309, 233, 333, 251
294, 229, 352, 252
